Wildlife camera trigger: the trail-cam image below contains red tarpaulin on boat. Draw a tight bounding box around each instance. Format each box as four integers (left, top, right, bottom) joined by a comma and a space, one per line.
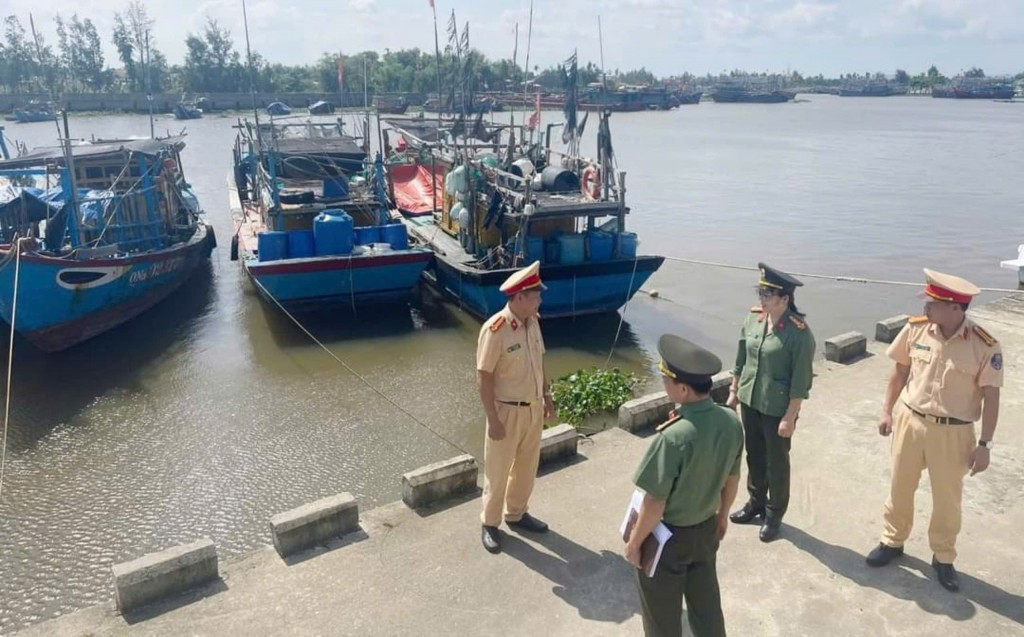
389, 163, 444, 216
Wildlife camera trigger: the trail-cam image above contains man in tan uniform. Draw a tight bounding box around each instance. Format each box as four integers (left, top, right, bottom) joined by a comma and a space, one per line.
476, 261, 555, 553
866, 269, 1002, 592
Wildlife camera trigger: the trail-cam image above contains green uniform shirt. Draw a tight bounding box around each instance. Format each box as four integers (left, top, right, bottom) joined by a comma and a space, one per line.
632, 398, 744, 527
733, 308, 815, 417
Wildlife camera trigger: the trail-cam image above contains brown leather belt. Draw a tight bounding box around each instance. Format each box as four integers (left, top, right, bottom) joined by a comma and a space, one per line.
499, 400, 531, 407
904, 403, 972, 425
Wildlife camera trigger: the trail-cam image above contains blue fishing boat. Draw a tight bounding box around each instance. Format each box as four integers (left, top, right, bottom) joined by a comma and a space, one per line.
174, 93, 203, 120
384, 108, 663, 319
0, 133, 215, 351
266, 102, 292, 116
13, 100, 56, 123
230, 117, 433, 311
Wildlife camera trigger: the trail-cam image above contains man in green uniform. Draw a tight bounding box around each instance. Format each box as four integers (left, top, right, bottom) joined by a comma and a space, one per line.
626, 334, 745, 637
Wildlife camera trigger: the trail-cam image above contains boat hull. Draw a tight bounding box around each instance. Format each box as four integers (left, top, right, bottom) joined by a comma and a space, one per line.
0, 224, 215, 351
427, 255, 664, 319
243, 250, 434, 311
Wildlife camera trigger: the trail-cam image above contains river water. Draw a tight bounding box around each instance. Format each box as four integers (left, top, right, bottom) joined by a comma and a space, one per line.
0, 95, 1021, 631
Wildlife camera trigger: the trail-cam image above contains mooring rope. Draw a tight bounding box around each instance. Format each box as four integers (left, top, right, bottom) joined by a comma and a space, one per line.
659, 255, 1022, 293
0, 238, 24, 503
604, 255, 640, 368
248, 275, 471, 456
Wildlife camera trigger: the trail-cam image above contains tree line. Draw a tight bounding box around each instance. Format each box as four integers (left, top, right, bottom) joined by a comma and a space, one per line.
1, 3, 1020, 97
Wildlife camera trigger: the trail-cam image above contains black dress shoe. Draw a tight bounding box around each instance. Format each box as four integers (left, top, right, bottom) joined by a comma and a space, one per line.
865, 543, 904, 567
507, 512, 549, 533
759, 519, 781, 543
932, 557, 960, 592
729, 501, 766, 524
481, 525, 501, 553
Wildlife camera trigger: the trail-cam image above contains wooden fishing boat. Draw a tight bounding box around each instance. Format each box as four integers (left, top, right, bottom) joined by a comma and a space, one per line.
0, 132, 215, 351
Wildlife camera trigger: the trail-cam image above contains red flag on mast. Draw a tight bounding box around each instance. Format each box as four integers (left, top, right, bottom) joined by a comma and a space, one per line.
527, 93, 540, 130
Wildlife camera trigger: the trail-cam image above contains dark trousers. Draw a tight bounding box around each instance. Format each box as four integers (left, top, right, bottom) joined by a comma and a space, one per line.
636, 516, 725, 637
740, 404, 791, 520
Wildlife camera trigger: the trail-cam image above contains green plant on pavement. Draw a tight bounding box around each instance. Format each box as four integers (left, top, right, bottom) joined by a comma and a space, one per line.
551, 367, 638, 427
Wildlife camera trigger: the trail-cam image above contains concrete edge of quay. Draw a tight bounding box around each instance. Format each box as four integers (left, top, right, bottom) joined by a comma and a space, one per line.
18, 304, 1019, 634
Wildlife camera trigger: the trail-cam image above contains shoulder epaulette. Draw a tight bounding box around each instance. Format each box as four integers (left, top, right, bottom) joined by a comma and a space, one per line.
908, 315, 928, 324
788, 315, 807, 330
655, 416, 683, 433
750, 306, 762, 313
972, 324, 997, 347
489, 316, 506, 333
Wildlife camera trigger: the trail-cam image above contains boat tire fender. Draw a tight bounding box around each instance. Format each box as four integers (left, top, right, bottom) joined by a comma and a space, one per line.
581, 165, 600, 200
230, 234, 239, 261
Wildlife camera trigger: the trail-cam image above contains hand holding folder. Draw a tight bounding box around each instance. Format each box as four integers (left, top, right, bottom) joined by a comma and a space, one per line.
620, 489, 673, 578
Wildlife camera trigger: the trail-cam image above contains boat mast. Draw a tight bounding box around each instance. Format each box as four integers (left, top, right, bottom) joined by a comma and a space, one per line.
59, 111, 83, 248
241, 0, 263, 148
598, 15, 606, 90
145, 29, 154, 139
431, 1, 443, 130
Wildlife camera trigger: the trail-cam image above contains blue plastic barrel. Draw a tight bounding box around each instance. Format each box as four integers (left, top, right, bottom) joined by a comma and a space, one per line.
558, 233, 585, 265
287, 230, 315, 259
618, 232, 638, 258
313, 210, 354, 256
354, 226, 381, 245
381, 223, 409, 250
545, 236, 561, 264
322, 177, 349, 199
258, 231, 288, 262
525, 235, 544, 263
586, 230, 615, 262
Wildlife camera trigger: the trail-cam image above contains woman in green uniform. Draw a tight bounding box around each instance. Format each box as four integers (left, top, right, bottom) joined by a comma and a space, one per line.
726, 263, 815, 542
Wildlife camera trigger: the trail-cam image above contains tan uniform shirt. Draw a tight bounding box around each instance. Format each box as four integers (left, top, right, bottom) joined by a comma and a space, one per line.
476, 305, 546, 402
887, 318, 1003, 422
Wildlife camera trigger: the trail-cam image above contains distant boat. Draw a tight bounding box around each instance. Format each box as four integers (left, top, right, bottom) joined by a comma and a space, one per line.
266, 102, 292, 116
674, 91, 702, 105
837, 82, 908, 97
710, 84, 793, 103
373, 95, 409, 115
932, 77, 1015, 100
230, 118, 432, 311
13, 100, 55, 123
308, 100, 335, 115
0, 135, 216, 351
174, 94, 203, 120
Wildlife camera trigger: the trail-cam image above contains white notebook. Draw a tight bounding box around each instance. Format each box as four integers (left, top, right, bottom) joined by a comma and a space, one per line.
619, 488, 673, 578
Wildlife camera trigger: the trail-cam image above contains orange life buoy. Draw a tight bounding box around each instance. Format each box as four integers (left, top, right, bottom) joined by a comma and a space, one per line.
581, 165, 600, 199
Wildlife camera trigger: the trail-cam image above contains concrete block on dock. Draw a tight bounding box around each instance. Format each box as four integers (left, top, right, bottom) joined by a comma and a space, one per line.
402, 454, 478, 509
618, 392, 674, 432
540, 424, 578, 466
710, 371, 734, 405
111, 538, 218, 613
825, 332, 867, 363
269, 493, 359, 558
875, 315, 909, 343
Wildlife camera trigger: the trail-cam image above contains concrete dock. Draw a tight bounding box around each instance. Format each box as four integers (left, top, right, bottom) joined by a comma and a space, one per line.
15, 297, 1024, 636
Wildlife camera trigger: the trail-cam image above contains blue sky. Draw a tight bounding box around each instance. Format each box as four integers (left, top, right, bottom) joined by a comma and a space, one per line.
7, 0, 1024, 77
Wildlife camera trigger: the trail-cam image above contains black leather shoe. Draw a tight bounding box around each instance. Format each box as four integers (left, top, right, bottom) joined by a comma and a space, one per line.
507, 513, 549, 533
729, 502, 766, 525
865, 543, 904, 567
932, 557, 960, 592
759, 519, 781, 543
481, 525, 501, 553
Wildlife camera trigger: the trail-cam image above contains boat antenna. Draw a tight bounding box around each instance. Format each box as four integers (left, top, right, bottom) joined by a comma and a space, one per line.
241, 0, 263, 147
430, 0, 443, 130
523, 0, 535, 138
145, 29, 154, 139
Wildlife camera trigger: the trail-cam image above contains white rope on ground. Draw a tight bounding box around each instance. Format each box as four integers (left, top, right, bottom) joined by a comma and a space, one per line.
248, 275, 471, 456
659, 255, 1023, 293
0, 238, 24, 503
